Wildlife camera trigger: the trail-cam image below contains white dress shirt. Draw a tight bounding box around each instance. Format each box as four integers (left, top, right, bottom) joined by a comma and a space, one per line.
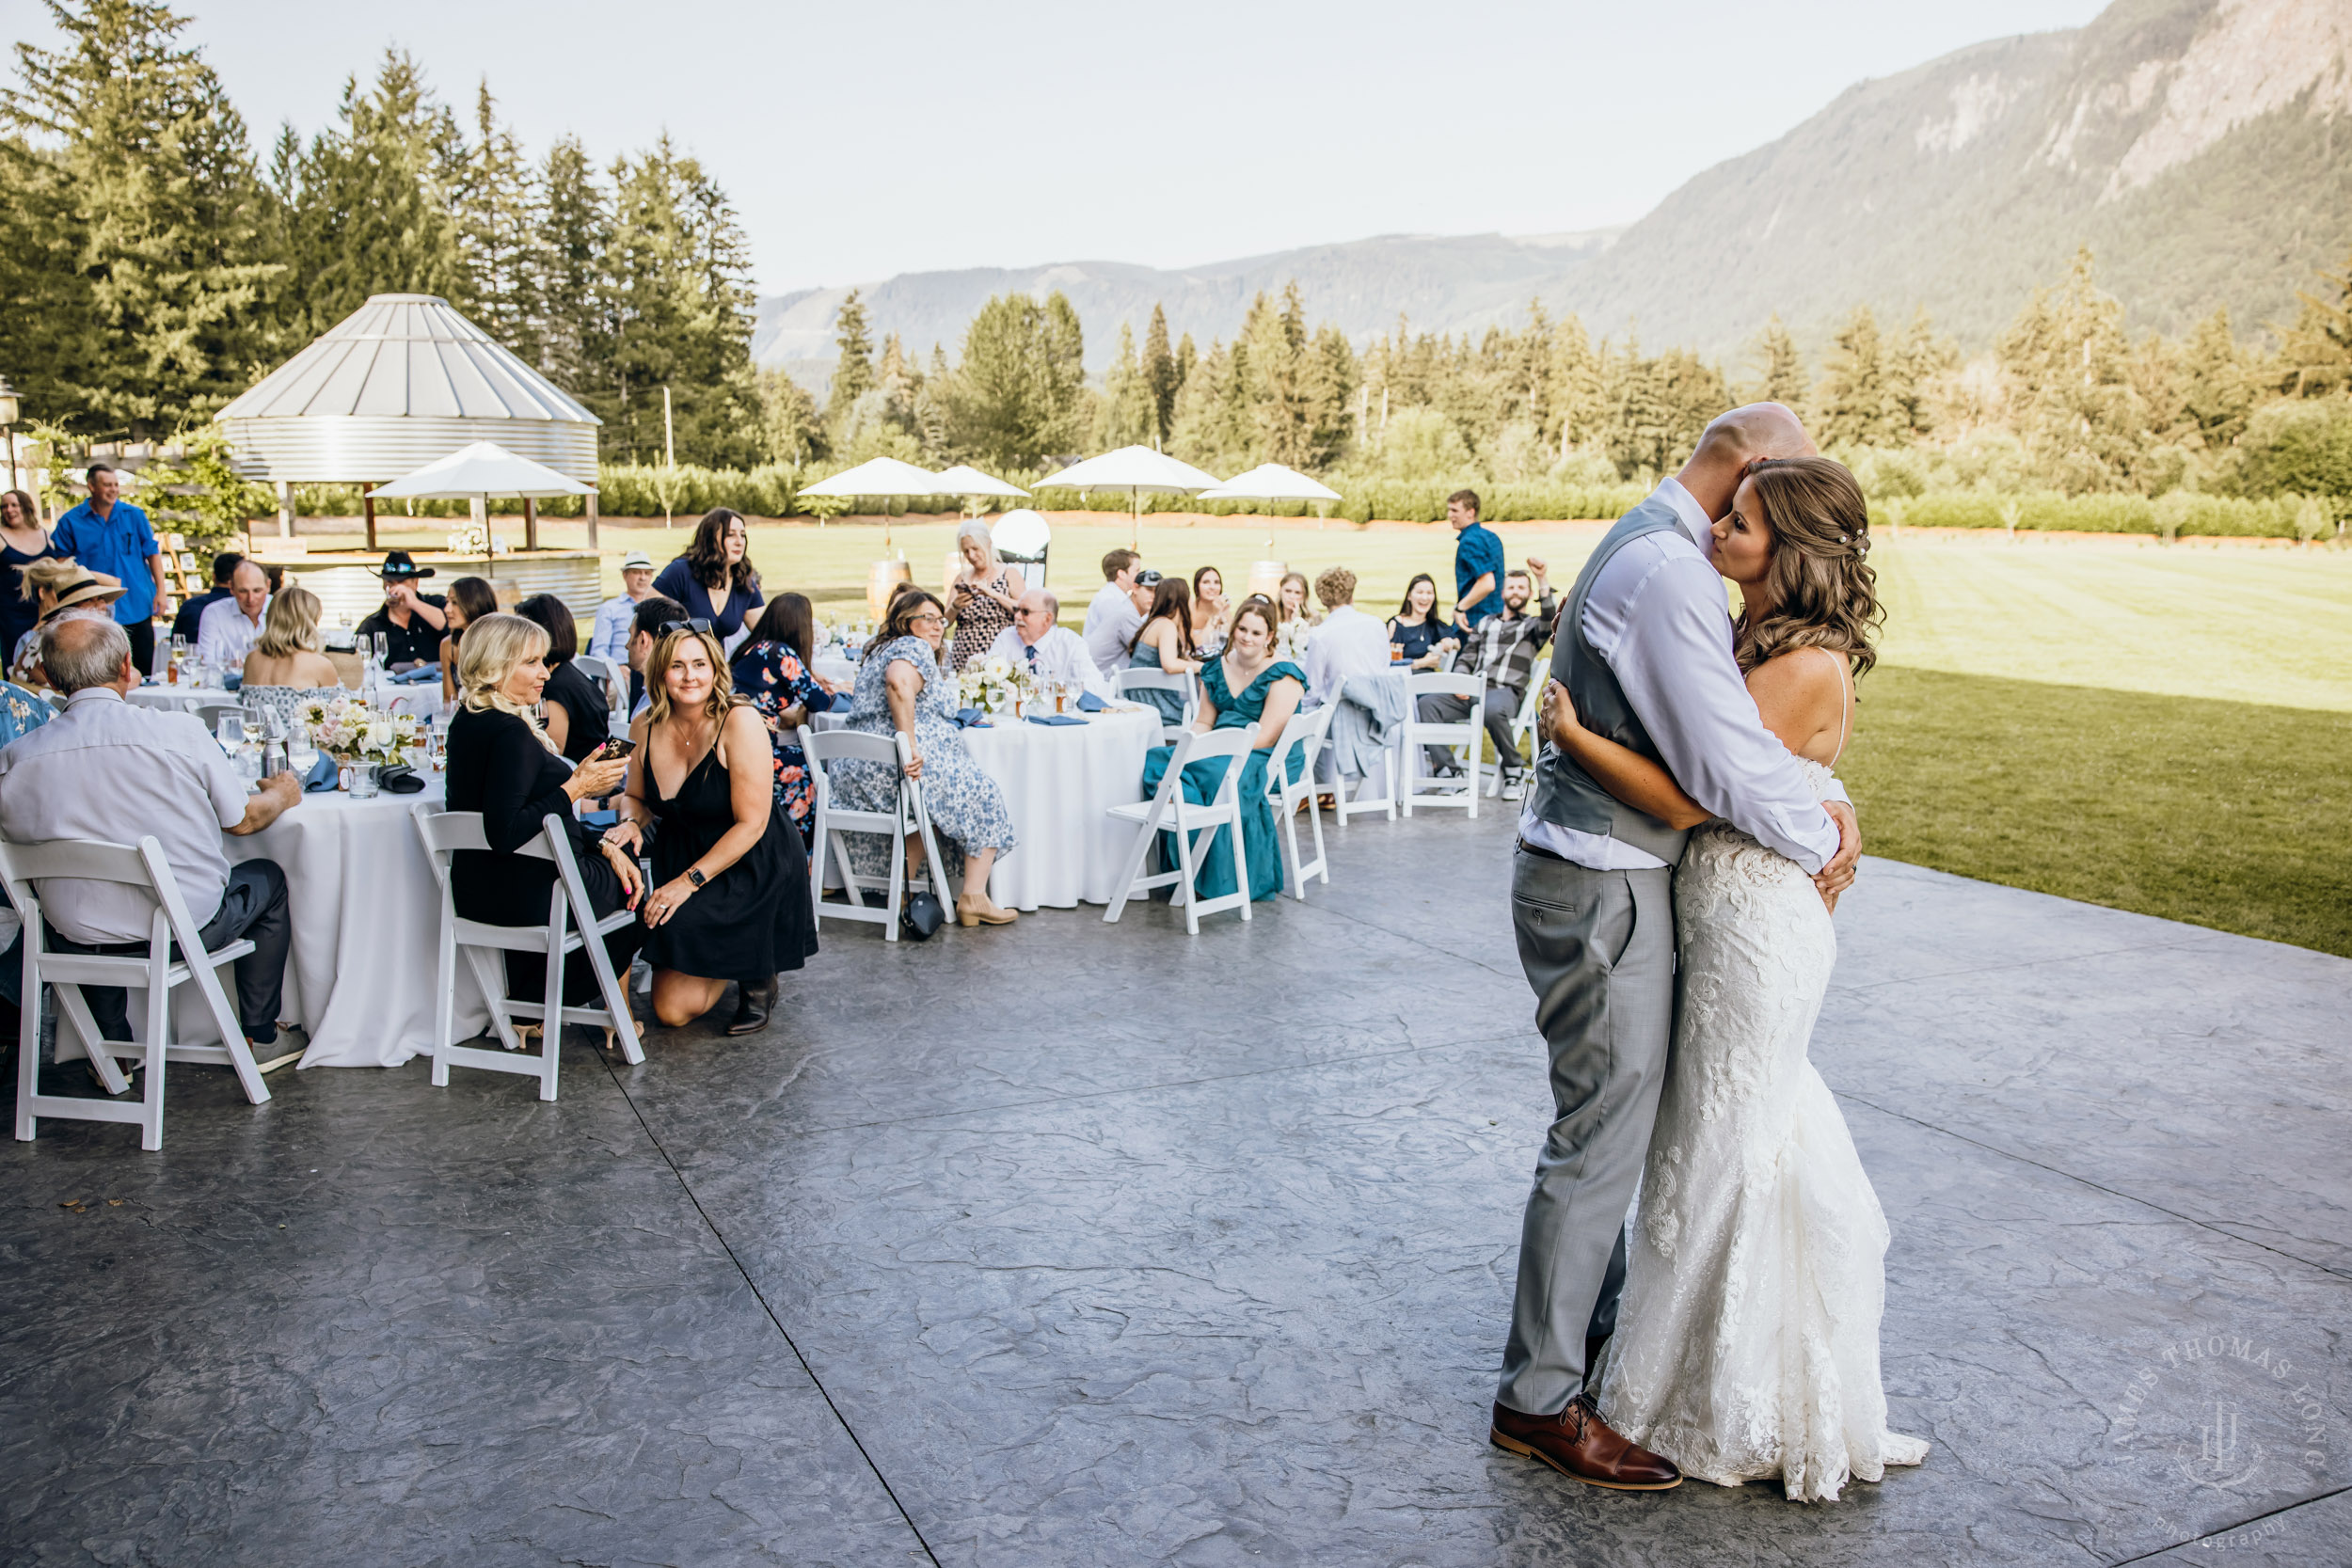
1084, 582, 1143, 674
1300, 603, 1391, 705
197, 594, 267, 668
0, 688, 247, 942
987, 625, 1110, 697
1519, 478, 1845, 874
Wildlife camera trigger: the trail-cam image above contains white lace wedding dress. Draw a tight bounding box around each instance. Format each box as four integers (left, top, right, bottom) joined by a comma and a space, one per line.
1592, 756, 1929, 1502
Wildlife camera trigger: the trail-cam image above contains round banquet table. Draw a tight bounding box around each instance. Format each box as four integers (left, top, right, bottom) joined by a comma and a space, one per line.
163, 780, 493, 1068
815, 705, 1161, 911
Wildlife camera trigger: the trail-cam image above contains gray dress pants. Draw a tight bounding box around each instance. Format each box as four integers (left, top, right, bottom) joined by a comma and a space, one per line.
1496, 846, 1676, 1417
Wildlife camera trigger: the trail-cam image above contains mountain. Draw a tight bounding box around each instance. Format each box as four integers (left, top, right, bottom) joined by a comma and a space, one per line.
750, 230, 1622, 381
756, 0, 2352, 384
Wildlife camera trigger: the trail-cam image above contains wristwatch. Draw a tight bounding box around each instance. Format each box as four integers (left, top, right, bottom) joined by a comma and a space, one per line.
686, 868, 707, 889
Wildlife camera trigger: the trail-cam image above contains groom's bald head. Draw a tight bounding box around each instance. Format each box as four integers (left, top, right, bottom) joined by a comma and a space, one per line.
1677, 404, 1818, 519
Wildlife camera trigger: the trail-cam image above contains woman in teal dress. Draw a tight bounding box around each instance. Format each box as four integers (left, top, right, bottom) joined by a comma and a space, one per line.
1137, 597, 1306, 904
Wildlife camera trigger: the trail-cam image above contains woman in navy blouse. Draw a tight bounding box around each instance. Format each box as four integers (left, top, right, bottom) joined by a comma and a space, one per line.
653, 508, 764, 641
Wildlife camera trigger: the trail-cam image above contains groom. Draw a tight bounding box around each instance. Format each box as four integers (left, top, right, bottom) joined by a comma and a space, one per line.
1488, 404, 1862, 1488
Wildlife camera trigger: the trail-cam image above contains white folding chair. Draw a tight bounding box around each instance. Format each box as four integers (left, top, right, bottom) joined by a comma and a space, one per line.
1488, 680, 1545, 798
1104, 727, 1257, 934
1330, 726, 1399, 828
1402, 670, 1485, 817
571, 653, 628, 738
3, 834, 269, 1151
413, 809, 644, 1102
1264, 705, 1333, 898
1114, 668, 1199, 742
802, 726, 950, 940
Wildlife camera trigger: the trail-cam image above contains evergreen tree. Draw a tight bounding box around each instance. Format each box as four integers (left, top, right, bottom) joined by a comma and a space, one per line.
1997, 248, 2151, 492
1889, 307, 1955, 438
534, 135, 612, 399
1142, 303, 1180, 443
1814, 304, 1896, 447
1750, 314, 1807, 408
824, 290, 875, 436
2180, 308, 2257, 448
1549, 314, 1607, 454
941, 292, 1086, 470
4, 0, 279, 435
755, 367, 824, 464
285, 52, 468, 340
453, 80, 540, 359
2278, 246, 2352, 399
1095, 322, 1156, 450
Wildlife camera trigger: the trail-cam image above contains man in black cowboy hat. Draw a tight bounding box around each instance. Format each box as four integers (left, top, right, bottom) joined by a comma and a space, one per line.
355, 550, 448, 671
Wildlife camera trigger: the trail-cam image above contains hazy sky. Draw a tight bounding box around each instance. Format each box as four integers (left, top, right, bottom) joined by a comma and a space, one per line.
4, 0, 2110, 296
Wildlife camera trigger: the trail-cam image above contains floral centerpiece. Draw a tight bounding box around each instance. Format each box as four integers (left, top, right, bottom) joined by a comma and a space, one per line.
300, 696, 421, 767
956, 654, 1019, 716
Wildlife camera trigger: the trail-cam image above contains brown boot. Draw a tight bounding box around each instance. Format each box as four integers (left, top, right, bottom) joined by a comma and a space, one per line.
1489, 1397, 1682, 1491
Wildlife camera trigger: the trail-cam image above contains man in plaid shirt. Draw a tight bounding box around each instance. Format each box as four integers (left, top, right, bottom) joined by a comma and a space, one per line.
1418, 561, 1554, 799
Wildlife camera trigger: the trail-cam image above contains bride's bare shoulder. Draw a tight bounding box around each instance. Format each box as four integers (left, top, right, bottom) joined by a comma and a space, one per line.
1743, 647, 1846, 756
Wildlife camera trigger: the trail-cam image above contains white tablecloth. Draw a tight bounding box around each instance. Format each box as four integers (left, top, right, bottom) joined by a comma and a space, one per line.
185, 782, 491, 1068
816, 706, 1160, 910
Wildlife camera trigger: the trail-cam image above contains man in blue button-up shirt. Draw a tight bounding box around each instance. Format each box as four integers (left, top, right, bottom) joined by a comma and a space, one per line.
1450, 488, 1505, 630
50, 464, 169, 675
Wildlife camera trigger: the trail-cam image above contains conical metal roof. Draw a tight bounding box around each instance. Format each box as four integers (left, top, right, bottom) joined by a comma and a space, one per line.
217, 294, 598, 424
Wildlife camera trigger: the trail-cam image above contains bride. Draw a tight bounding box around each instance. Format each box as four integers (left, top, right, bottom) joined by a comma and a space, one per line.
1540, 455, 1929, 1502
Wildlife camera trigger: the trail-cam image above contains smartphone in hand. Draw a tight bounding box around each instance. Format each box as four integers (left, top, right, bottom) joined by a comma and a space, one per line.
585, 736, 637, 764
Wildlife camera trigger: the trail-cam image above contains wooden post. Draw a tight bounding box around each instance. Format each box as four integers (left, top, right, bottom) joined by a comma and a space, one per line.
362, 485, 376, 550
277, 480, 294, 539
523, 496, 539, 552
585, 487, 599, 549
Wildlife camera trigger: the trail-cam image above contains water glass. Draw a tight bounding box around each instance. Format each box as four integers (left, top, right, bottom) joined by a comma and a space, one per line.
287, 723, 317, 775
349, 762, 381, 800
215, 713, 242, 751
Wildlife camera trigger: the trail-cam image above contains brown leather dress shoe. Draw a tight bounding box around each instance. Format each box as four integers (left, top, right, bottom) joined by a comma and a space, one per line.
1490, 1397, 1682, 1490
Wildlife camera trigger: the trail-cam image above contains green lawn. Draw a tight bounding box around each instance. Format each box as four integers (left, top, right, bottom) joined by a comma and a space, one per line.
358, 514, 2352, 954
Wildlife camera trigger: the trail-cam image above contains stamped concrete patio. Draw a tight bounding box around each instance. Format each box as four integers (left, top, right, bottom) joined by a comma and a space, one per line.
2, 804, 2345, 1566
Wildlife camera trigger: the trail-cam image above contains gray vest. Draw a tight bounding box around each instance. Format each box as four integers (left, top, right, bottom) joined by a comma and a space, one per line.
1523, 498, 1694, 863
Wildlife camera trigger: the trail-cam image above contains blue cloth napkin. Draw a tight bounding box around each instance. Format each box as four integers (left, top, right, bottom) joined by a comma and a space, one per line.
221, 673, 242, 690
301, 753, 339, 792
1026, 713, 1086, 726
1076, 691, 1106, 712
955, 707, 991, 728
389, 664, 440, 684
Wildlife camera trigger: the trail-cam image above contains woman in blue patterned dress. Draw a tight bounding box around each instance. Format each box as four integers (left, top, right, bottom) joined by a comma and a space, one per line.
731, 592, 827, 848
829, 589, 1020, 928
1137, 597, 1306, 904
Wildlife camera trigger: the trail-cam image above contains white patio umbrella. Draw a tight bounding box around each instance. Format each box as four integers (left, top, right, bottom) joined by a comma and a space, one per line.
1037, 445, 1220, 548
795, 457, 948, 613
367, 440, 591, 550
931, 464, 1029, 503
1197, 462, 1344, 600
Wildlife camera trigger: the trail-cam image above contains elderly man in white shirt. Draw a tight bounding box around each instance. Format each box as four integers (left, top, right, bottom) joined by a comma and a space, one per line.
0, 615, 302, 1051
195, 558, 269, 668
987, 589, 1110, 697
590, 548, 658, 662
1083, 548, 1147, 675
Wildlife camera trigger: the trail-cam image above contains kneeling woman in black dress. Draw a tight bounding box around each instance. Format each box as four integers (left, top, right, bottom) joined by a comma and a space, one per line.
445, 612, 644, 1006
606, 621, 817, 1034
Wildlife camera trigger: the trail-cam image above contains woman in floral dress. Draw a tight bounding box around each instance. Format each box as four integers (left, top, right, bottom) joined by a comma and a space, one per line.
829, 589, 1019, 928
946, 517, 1024, 672
729, 592, 828, 848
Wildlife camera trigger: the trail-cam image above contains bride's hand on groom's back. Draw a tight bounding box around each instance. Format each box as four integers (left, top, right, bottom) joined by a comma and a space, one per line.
1814, 800, 1861, 909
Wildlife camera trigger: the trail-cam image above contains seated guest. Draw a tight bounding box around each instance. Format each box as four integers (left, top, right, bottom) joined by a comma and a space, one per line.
1388, 572, 1458, 670
1138, 598, 1306, 904
239, 584, 345, 732
590, 549, 658, 662
356, 551, 448, 671
1300, 567, 1391, 705
731, 591, 827, 847
443, 614, 643, 1011
608, 621, 817, 1034
1191, 565, 1231, 657
653, 508, 764, 650
1084, 548, 1145, 675
0, 616, 300, 1051
1120, 578, 1196, 723
624, 594, 689, 721
438, 575, 499, 704
1277, 570, 1320, 631
830, 589, 1019, 929
195, 557, 269, 669
169, 551, 242, 644
513, 593, 608, 764
1422, 560, 1555, 794
989, 589, 1110, 698
12, 562, 123, 687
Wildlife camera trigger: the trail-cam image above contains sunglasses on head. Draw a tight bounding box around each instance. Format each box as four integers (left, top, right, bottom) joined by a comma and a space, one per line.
660, 618, 714, 636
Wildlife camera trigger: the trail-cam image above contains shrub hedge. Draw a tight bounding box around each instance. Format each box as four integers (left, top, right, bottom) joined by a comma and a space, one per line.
1883, 491, 2329, 539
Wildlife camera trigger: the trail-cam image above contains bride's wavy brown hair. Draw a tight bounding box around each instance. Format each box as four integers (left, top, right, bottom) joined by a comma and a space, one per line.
1734, 456, 1883, 678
